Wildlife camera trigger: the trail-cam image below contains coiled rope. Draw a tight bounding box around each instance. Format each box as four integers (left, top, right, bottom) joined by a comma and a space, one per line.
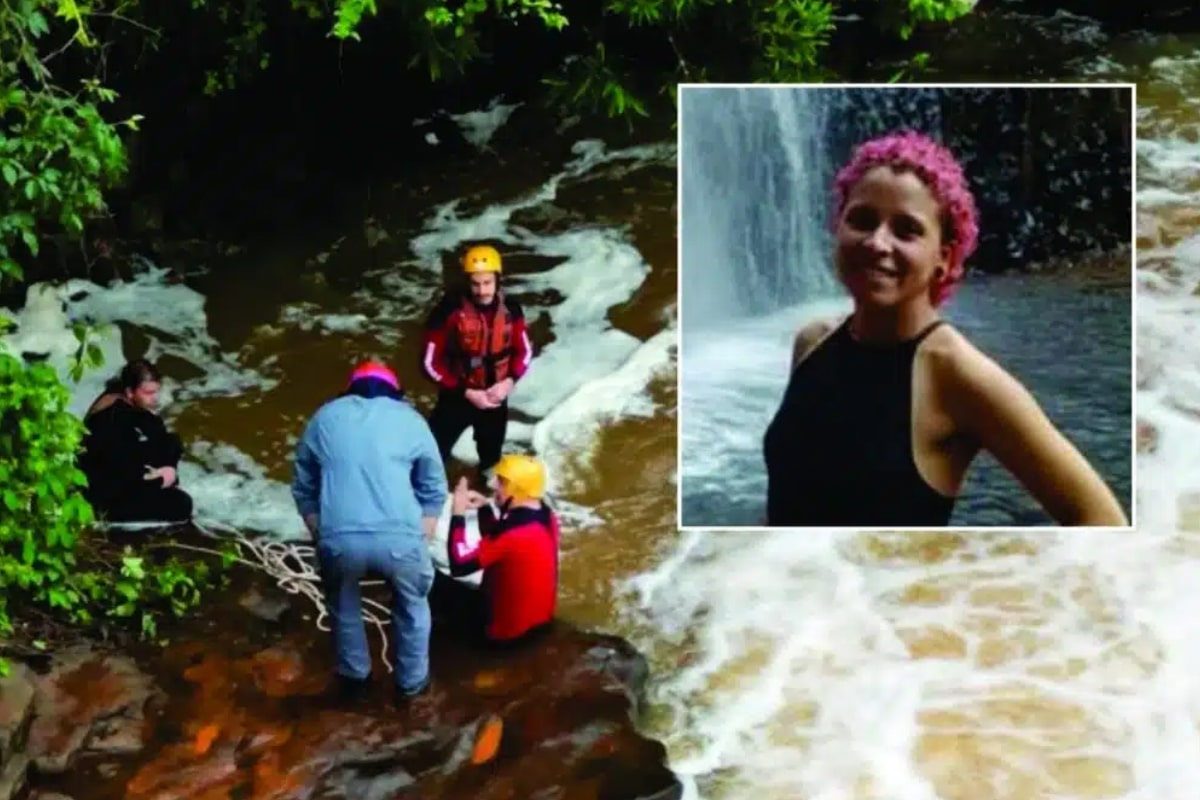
104, 517, 400, 673
103, 494, 586, 675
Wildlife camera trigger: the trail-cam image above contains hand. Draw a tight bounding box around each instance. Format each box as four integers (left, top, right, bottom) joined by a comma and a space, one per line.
465, 388, 499, 410
485, 378, 514, 405
465, 490, 489, 509
451, 476, 473, 514
144, 466, 178, 488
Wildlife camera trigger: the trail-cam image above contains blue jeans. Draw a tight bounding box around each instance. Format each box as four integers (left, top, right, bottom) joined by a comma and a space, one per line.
316, 533, 434, 691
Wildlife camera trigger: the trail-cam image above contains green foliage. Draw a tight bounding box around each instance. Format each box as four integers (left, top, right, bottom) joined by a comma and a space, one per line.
888, 0, 975, 40
538, 0, 974, 122
321, 0, 973, 122
0, 1, 141, 284
0, 348, 228, 672
0, 353, 236, 679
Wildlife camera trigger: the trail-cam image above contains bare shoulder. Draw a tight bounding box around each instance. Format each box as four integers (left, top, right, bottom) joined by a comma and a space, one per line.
791, 317, 839, 370
921, 324, 1032, 423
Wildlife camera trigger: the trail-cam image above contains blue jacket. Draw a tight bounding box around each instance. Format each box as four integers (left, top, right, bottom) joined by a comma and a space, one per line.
291, 388, 447, 540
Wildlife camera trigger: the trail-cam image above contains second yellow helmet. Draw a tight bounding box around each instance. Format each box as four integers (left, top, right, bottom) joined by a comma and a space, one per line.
493, 453, 546, 503
462, 245, 502, 274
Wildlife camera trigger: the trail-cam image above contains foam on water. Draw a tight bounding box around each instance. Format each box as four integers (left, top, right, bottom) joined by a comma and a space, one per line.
413, 95, 523, 151
1, 111, 673, 550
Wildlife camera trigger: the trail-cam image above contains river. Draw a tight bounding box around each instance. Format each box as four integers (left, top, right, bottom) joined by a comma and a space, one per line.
5, 6, 1200, 800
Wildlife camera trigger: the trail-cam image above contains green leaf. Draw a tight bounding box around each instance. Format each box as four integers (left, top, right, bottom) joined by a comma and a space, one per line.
121, 556, 145, 580
27, 11, 50, 37
0, 259, 23, 281
20, 230, 38, 257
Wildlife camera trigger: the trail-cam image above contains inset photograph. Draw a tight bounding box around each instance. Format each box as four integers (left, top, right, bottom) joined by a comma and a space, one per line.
678, 83, 1135, 530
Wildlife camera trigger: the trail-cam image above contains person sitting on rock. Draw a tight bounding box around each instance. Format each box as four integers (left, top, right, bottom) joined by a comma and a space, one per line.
79, 358, 194, 524
445, 453, 560, 646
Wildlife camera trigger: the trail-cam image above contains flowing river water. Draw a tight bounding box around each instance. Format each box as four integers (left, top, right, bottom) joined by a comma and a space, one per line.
5, 7, 1200, 800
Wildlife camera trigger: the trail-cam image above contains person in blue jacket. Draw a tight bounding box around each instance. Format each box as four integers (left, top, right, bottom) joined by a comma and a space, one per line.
291, 360, 448, 703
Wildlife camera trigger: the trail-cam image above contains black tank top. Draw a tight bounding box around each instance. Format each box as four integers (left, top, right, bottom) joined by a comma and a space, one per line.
763, 318, 956, 527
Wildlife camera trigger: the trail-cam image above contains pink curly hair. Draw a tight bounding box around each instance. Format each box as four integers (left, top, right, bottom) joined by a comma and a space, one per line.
832, 130, 980, 307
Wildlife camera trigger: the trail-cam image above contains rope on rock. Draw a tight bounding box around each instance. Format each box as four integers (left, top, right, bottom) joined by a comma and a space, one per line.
102, 517, 398, 673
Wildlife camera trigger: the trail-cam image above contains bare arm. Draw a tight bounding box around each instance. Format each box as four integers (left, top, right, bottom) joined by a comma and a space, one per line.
945, 348, 1127, 527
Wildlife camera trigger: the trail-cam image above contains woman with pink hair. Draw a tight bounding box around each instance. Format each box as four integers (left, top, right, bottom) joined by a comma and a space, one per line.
762, 130, 1126, 528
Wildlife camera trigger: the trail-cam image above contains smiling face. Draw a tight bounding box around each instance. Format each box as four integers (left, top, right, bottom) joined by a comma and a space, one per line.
834, 165, 952, 310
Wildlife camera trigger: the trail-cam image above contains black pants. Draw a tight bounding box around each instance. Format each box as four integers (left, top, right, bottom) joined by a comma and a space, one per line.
428, 389, 508, 476
97, 484, 194, 524
430, 572, 553, 651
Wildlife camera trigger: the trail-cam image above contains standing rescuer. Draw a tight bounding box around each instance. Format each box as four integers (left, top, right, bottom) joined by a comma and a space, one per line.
420, 244, 533, 482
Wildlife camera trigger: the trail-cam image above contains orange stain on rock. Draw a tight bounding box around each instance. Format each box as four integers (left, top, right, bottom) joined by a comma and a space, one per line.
252, 647, 328, 698
473, 670, 502, 690
56, 657, 124, 709
250, 746, 321, 798
125, 742, 240, 799
471, 715, 504, 765
239, 724, 294, 758
194, 723, 220, 755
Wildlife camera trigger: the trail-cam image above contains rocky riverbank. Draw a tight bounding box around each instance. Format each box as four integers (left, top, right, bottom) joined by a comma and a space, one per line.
0, 528, 682, 800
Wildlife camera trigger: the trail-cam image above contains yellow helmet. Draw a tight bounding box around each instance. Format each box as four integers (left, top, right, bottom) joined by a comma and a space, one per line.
493, 453, 546, 503
462, 245, 502, 274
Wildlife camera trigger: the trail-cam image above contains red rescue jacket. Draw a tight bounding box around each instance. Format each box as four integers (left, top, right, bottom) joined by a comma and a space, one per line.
446, 503, 559, 641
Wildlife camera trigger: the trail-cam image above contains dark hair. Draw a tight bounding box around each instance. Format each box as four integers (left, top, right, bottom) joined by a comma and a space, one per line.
342, 376, 406, 402
104, 358, 161, 394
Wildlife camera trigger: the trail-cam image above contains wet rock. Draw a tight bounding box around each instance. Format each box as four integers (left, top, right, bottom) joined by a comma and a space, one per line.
25, 647, 156, 775
0, 754, 29, 800
1031, 0, 1200, 31
115, 621, 681, 800
0, 662, 36, 765
250, 646, 328, 698
23, 554, 682, 800
238, 586, 293, 623
86, 717, 147, 757
363, 217, 390, 248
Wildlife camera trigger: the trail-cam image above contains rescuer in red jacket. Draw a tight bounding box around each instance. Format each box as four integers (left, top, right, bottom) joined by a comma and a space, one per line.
420, 244, 534, 480
446, 453, 559, 645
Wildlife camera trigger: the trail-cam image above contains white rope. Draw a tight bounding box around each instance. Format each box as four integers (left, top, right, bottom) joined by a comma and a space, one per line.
101, 517, 398, 673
